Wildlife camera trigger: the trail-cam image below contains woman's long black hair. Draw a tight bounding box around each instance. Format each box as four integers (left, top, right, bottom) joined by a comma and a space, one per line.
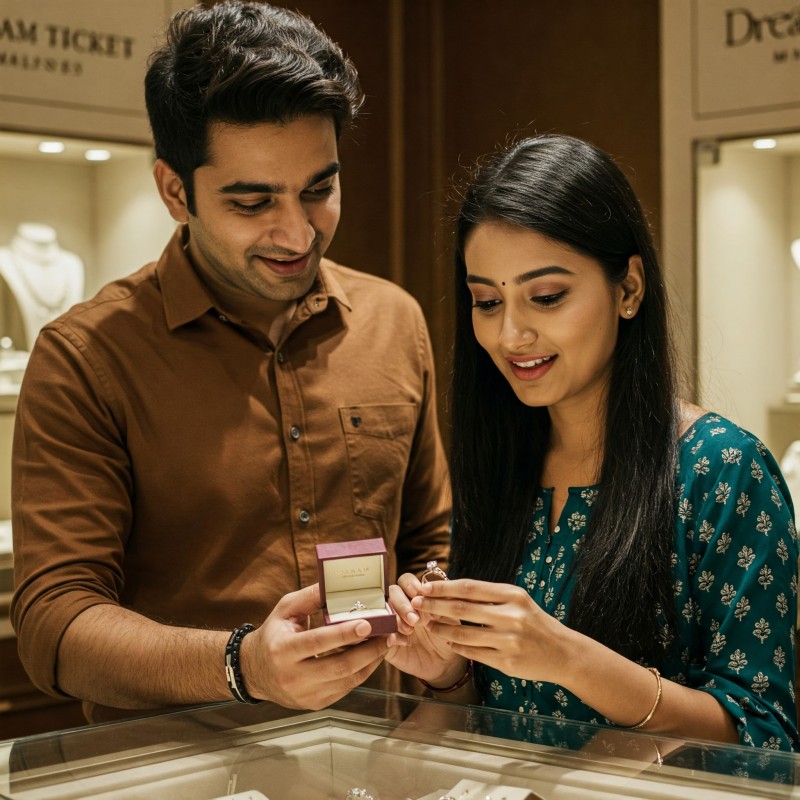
449, 135, 678, 664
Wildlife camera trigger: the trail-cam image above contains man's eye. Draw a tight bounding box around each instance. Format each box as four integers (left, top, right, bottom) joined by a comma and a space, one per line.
231, 200, 269, 214
305, 184, 335, 198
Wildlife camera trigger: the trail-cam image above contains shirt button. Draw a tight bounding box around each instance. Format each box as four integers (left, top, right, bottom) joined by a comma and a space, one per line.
539, 580, 546, 588
545, 556, 553, 564
276, 351, 285, 364
298, 509, 310, 524
289, 426, 301, 441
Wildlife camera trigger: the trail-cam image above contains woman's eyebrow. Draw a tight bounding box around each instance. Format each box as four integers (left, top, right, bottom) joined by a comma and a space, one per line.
466, 265, 573, 286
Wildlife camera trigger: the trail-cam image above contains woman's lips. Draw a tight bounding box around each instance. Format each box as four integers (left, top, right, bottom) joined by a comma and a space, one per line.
506, 354, 556, 381
256, 251, 312, 277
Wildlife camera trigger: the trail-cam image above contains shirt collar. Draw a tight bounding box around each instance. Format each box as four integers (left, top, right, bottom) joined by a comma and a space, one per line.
314, 259, 352, 312
158, 225, 216, 331
157, 225, 353, 331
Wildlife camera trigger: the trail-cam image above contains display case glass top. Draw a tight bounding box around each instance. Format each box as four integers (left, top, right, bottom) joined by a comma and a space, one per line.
1, 688, 798, 800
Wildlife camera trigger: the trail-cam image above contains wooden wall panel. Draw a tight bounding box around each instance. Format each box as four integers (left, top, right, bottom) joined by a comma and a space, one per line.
439, 1, 661, 231
271, 0, 396, 282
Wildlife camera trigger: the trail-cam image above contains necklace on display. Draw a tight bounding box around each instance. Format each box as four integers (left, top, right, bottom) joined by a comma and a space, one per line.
4, 231, 71, 317
0, 223, 85, 350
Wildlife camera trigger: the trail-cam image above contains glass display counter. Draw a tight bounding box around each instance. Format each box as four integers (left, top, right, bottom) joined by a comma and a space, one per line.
0, 688, 797, 800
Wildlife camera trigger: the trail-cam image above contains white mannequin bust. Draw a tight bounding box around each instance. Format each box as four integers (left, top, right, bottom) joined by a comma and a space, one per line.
0, 223, 84, 350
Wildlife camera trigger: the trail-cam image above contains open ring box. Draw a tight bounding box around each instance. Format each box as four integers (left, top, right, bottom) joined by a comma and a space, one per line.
316, 537, 398, 636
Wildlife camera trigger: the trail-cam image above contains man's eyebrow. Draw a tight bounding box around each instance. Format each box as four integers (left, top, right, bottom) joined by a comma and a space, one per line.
466, 266, 573, 286
218, 162, 341, 196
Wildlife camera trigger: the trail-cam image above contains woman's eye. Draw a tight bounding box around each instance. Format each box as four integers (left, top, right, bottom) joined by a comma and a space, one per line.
472, 299, 501, 312
533, 291, 566, 307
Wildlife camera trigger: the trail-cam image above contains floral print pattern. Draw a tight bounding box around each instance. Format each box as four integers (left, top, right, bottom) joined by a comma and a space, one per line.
477, 413, 799, 751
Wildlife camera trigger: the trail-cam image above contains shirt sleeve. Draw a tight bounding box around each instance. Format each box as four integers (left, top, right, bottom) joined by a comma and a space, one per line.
682, 424, 798, 750
11, 324, 132, 697
393, 306, 451, 578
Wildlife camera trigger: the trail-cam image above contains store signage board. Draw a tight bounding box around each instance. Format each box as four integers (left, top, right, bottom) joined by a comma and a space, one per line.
0, 0, 190, 144
693, 0, 800, 117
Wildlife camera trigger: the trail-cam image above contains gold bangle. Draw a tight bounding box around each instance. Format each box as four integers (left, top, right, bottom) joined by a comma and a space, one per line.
625, 667, 662, 730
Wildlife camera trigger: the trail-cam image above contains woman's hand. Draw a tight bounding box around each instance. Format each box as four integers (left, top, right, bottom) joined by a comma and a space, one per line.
385, 572, 467, 687
408, 580, 742, 745
410, 578, 570, 685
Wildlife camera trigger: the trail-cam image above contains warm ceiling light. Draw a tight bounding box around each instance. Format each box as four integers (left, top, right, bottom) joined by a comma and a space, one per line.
84, 149, 111, 162
752, 138, 777, 149
38, 141, 65, 154
791, 239, 800, 269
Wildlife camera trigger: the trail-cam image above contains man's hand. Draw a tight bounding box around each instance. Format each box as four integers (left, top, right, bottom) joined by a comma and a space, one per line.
241, 583, 389, 710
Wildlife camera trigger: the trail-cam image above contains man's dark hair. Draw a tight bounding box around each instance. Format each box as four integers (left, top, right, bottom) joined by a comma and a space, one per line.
144, 1, 364, 213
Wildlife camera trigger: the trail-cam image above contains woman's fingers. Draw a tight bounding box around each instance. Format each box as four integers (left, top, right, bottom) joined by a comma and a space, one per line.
389, 575, 424, 627
418, 578, 518, 603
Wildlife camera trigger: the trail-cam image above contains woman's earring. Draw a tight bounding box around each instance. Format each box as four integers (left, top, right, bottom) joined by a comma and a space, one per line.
625, 307, 633, 316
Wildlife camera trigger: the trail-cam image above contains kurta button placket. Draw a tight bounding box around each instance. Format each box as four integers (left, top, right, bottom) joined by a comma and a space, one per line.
540, 524, 560, 595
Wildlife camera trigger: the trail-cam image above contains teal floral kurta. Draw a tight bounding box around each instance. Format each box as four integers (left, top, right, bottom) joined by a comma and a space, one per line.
477, 413, 799, 751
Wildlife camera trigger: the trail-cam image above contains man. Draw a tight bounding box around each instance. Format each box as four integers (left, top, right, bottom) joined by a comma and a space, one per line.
11, 1, 450, 723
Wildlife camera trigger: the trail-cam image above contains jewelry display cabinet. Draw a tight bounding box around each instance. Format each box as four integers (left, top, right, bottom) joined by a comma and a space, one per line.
0, 129, 175, 737
1, 688, 798, 800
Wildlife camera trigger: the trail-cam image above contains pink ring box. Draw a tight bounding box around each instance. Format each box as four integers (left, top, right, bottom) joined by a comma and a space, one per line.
316, 537, 398, 636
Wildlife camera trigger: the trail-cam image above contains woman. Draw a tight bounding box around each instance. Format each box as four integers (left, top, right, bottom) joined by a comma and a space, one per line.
387, 134, 799, 751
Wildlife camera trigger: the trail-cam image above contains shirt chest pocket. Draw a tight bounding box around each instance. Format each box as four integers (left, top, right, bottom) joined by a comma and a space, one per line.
339, 403, 417, 521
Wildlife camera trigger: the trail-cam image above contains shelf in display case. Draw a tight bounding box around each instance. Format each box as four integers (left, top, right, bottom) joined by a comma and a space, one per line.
1, 688, 797, 800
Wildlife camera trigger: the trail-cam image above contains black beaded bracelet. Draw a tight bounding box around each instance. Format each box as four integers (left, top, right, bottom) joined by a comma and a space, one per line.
225, 624, 261, 704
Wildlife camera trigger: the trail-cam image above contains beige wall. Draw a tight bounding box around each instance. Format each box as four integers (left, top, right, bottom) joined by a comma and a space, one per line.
93, 155, 176, 294
697, 146, 789, 438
